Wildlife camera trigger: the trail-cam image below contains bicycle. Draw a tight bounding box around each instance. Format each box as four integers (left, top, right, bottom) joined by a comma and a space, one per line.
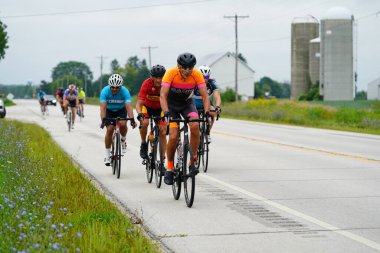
77, 103, 84, 121
67, 108, 72, 132
196, 110, 219, 173
141, 115, 165, 188
106, 117, 135, 179
40, 100, 47, 116
170, 116, 206, 208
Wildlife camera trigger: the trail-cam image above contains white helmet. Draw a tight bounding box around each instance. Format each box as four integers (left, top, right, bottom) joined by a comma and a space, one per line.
199, 65, 211, 77
108, 74, 123, 87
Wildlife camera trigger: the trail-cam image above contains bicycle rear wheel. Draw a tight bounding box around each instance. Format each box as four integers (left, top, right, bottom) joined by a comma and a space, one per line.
154, 136, 163, 188
202, 134, 209, 173
115, 133, 122, 178
172, 143, 182, 200
183, 143, 195, 208
146, 139, 154, 183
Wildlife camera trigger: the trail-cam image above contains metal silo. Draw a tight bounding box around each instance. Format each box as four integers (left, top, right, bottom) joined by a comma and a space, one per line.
291, 17, 319, 99
320, 7, 354, 101
309, 37, 320, 86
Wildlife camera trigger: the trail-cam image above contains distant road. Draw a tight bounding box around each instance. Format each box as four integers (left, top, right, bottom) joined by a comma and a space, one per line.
7, 99, 380, 253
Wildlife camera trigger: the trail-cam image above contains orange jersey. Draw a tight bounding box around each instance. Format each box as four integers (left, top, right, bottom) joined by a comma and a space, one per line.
161, 67, 206, 103
138, 78, 161, 109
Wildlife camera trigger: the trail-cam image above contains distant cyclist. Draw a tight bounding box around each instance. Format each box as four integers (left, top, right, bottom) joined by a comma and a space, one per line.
160, 52, 210, 185
63, 84, 79, 129
55, 87, 65, 116
77, 87, 86, 117
136, 64, 167, 164
193, 65, 221, 143
37, 90, 47, 114
100, 74, 137, 166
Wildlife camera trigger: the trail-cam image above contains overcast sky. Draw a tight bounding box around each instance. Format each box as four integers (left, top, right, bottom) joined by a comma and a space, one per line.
0, 0, 379, 91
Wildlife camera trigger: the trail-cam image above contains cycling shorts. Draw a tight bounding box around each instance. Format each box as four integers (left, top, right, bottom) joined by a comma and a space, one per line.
142, 105, 165, 126
79, 99, 85, 104
105, 107, 128, 126
68, 100, 77, 108
168, 101, 198, 128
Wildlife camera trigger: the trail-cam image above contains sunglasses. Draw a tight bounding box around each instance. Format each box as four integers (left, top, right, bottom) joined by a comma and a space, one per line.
179, 65, 194, 71
203, 75, 210, 79
111, 86, 121, 90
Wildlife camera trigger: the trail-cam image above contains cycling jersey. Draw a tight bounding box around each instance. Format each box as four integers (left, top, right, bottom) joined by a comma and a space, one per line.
193, 79, 220, 109
78, 90, 86, 100
100, 86, 132, 112
56, 90, 64, 99
138, 78, 160, 109
162, 67, 206, 105
37, 91, 46, 101
64, 89, 78, 101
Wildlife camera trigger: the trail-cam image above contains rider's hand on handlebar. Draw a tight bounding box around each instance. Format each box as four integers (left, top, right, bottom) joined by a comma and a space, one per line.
163, 111, 170, 123
137, 113, 145, 121
100, 118, 106, 129
130, 119, 137, 129
215, 106, 221, 115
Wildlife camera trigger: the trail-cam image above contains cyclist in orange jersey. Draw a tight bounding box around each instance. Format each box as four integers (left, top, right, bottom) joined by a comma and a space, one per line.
160, 52, 210, 185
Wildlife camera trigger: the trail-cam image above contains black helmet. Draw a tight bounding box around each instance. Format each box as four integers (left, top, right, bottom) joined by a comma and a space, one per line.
150, 64, 166, 77
177, 52, 196, 68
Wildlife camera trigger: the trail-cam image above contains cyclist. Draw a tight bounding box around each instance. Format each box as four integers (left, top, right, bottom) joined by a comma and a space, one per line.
55, 87, 65, 116
63, 84, 79, 129
77, 87, 86, 117
37, 90, 47, 114
100, 74, 137, 166
160, 52, 210, 185
136, 64, 167, 166
193, 65, 222, 143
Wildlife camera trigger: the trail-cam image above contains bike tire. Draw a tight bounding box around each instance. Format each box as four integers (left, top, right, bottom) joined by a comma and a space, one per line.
183, 143, 195, 208
111, 138, 116, 175
146, 139, 154, 183
154, 136, 163, 188
172, 142, 182, 200
116, 133, 122, 179
196, 125, 204, 170
202, 134, 209, 173
67, 111, 72, 132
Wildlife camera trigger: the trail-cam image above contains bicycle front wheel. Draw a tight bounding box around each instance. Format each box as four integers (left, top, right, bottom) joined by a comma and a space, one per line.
154, 136, 163, 188
146, 139, 154, 183
202, 134, 209, 173
183, 143, 195, 208
111, 136, 116, 175
67, 111, 72, 132
115, 133, 122, 179
172, 143, 182, 200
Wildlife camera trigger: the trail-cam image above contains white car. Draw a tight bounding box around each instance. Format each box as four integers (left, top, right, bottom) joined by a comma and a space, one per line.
0, 99, 6, 118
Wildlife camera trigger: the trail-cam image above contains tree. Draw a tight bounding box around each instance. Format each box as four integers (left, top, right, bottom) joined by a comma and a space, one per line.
110, 59, 120, 73
0, 19, 9, 61
254, 76, 289, 99
52, 61, 93, 83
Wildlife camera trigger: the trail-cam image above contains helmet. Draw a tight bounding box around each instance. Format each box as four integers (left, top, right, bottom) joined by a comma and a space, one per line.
177, 52, 196, 68
150, 64, 166, 77
77, 86, 82, 90
199, 65, 211, 77
108, 74, 123, 87
68, 84, 75, 90
58, 87, 64, 91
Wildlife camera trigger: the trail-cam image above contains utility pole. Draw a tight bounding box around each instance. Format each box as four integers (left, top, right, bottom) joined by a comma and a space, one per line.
97, 55, 108, 95
141, 45, 158, 69
224, 14, 249, 101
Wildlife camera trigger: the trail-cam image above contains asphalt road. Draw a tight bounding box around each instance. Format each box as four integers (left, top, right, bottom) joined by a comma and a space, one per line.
6, 99, 380, 253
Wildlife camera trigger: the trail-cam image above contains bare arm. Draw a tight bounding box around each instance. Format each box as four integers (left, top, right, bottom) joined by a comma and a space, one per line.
160, 86, 170, 113
199, 86, 210, 112
213, 90, 221, 107
135, 99, 144, 114
100, 102, 107, 121
125, 103, 134, 119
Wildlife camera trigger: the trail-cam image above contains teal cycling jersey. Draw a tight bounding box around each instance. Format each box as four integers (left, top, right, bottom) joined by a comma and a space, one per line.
99, 86, 132, 112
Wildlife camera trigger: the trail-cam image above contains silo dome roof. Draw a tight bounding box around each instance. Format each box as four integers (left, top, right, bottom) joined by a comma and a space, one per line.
323, 6, 353, 20
310, 37, 320, 43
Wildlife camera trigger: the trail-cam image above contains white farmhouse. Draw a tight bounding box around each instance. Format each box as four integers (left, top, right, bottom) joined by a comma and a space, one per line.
368, 78, 380, 100
198, 52, 255, 100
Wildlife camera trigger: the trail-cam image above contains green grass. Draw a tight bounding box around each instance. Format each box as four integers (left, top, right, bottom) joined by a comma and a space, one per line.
0, 120, 160, 252
3, 98, 16, 106
222, 99, 380, 135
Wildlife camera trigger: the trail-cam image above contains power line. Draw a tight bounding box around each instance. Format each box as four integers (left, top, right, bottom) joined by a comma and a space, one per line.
0, 0, 219, 19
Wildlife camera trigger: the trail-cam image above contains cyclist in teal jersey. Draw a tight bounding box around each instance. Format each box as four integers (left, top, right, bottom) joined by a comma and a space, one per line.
100, 74, 137, 166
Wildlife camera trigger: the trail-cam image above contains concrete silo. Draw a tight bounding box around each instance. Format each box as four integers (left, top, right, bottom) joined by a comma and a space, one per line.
320, 7, 354, 101
291, 17, 319, 99
309, 37, 320, 86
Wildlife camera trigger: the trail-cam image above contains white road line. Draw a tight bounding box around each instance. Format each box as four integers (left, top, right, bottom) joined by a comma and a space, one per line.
200, 173, 380, 252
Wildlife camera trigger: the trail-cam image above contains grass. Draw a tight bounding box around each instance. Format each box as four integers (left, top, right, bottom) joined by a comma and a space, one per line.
3, 98, 16, 106
0, 120, 160, 252
222, 99, 380, 135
